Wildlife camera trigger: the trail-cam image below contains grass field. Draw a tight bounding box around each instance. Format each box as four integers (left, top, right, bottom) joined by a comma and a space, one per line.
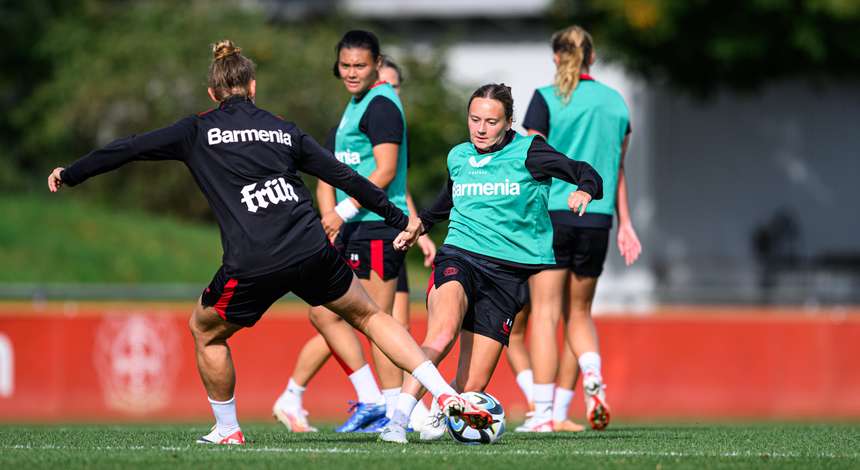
2, 422, 858, 469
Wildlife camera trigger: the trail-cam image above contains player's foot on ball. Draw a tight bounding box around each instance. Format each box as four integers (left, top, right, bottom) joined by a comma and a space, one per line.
378, 421, 408, 444
437, 393, 493, 430
196, 425, 246, 445
583, 372, 611, 430
514, 413, 553, 433
273, 404, 318, 433
419, 407, 448, 441
553, 419, 586, 432
335, 401, 386, 433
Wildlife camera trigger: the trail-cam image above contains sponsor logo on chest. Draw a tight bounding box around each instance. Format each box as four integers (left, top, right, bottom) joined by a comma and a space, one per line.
240, 177, 299, 213
452, 179, 521, 197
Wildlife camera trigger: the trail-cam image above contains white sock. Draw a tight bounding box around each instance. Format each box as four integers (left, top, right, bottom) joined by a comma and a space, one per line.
348, 364, 384, 404
552, 387, 575, 422
532, 383, 554, 420
515, 369, 534, 404
276, 378, 305, 410
382, 387, 402, 419
208, 396, 239, 435
578, 352, 602, 378
410, 361, 457, 398
391, 392, 418, 427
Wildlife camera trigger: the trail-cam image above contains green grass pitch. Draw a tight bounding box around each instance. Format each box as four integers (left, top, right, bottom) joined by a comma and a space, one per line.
2, 422, 858, 469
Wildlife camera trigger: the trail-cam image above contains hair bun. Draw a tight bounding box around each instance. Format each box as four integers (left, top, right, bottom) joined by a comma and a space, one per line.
213, 39, 241, 61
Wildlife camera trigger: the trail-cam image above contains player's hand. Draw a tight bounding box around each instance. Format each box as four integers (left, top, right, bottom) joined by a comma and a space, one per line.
567, 190, 592, 216
617, 222, 642, 266
393, 216, 424, 251
417, 234, 437, 267
48, 167, 65, 193
320, 210, 344, 241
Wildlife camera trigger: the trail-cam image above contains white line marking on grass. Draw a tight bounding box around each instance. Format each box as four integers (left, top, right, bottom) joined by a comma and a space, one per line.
4, 444, 858, 460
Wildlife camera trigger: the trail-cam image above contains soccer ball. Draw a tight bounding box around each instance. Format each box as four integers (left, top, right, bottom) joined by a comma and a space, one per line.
447, 391, 506, 444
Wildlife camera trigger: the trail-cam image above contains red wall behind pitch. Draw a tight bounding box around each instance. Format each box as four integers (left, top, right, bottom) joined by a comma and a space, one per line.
0, 304, 858, 422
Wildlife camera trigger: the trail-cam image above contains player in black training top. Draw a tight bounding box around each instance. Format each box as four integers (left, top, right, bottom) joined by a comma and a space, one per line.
47, 39, 490, 445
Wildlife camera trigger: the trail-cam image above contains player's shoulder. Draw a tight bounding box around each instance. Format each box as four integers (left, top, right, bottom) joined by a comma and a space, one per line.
586, 80, 627, 105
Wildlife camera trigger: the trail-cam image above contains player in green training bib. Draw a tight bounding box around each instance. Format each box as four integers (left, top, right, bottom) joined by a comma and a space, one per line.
517, 25, 643, 433
274, 55, 435, 434
378, 84, 603, 444
287, 31, 414, 434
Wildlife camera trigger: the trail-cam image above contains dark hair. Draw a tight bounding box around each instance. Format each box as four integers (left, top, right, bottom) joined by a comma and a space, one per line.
468, 83, 514, 121
332, 30, 381, 78
380, 55, 403, 84
208, 39, 256, 101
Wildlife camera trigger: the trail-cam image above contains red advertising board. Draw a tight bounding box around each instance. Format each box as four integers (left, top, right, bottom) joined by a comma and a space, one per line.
0, 303, 858, 421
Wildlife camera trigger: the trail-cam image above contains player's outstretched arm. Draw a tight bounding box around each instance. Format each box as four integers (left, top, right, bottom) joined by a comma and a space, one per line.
52, 117, 195, 190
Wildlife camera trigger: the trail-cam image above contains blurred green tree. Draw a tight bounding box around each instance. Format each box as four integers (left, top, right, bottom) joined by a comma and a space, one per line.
551, 0, 860, 95
10, 0, 463, 220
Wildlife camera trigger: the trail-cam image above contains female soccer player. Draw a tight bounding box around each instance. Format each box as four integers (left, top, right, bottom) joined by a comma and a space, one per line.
273, 55, 434, 433
379, 83, 603, 443
517, 25, 642, 432
47, 39, 487, 445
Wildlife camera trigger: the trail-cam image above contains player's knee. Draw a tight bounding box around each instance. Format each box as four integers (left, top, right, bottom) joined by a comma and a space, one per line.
568, 302, 593, 319
425, 329, 457, 353
309, 307, 342, 329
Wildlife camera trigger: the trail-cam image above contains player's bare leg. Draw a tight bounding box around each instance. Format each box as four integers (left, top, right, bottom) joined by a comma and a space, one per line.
310, 302, 386, 432
566, 273, 609, 430
506, 305, 533, 409
553, 326, 584, 432
325, 276, 481, 427
273, 333, 329, 432
522, 269, 566, 431
454, 331, 504, 395
361, 272, 402, 425
391, 288, 430, 428
188, 300, 246, 444
381, 282, 469, 442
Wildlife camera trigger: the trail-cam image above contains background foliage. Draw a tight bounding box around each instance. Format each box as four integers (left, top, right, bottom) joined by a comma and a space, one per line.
2, 0, 466, 220
551, 0, 860, 95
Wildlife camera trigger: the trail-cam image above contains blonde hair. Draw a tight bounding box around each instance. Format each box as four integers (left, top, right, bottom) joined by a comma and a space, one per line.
208, 39, 256, 101
551, 26, 593, 102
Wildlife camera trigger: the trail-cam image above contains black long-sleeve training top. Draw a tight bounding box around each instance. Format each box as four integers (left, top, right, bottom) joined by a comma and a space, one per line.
60, 96, 408, 277
419, 129, 603, 234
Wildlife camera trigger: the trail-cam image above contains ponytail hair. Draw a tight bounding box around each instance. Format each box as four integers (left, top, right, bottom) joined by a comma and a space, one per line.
551, 25, 593, 102
208, 39, 256, 101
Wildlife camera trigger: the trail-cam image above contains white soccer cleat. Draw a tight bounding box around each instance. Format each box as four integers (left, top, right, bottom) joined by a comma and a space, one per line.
273, 403, 318, 433
419, 408, 448, 441
514, 412, 554, 433
196, 425, 246, 445
378, 421, 408, 444
409, 399, 430, 432
583, 372, 611, 430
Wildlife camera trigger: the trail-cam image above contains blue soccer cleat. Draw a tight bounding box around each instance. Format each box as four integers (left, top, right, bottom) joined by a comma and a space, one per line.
358, 416, 389, 433
335, 401, 386, 433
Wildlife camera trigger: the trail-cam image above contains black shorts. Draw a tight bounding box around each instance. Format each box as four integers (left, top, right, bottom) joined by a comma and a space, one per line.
335, 221, 406, 281
551, 224, 610, 277
430, 245, 534, 346
201, 244, 353, 327
396, 262, 409, 293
